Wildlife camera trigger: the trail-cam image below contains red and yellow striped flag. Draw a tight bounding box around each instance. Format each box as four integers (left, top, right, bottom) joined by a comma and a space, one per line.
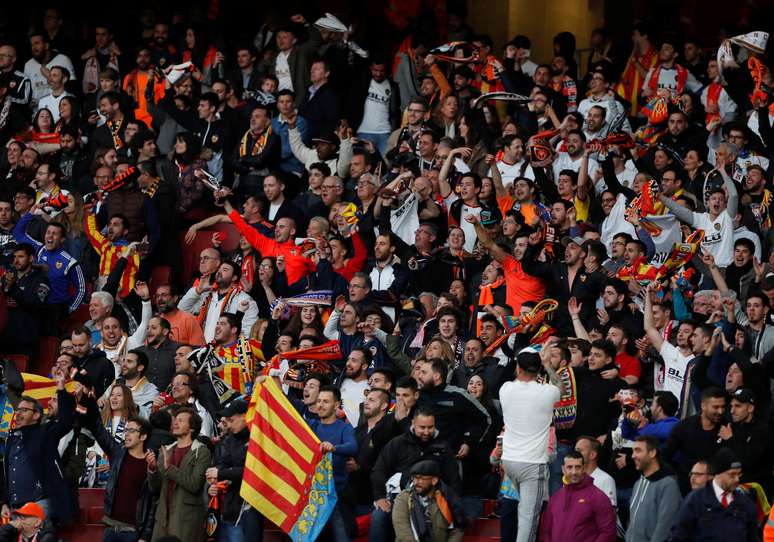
21, 373, 76, 411
240, 377, 323, 532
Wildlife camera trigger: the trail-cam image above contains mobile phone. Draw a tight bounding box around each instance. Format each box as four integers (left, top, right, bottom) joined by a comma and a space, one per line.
136, 242, 150, 254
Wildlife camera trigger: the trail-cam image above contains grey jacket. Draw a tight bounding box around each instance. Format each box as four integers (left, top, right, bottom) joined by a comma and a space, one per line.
626, 468, 682, 542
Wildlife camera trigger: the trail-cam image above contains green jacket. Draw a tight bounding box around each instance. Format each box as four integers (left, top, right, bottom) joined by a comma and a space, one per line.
392, 488, 464, 542
148, 438, 212, 542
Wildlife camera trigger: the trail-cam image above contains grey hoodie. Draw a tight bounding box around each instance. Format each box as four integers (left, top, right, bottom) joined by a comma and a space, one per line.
626, 466, 682, 542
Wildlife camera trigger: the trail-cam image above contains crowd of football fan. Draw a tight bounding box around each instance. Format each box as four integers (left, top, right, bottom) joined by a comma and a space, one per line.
1, 3, 774, 542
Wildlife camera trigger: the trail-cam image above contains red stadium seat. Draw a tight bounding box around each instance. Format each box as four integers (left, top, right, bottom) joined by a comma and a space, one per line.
5, 354, 27, 373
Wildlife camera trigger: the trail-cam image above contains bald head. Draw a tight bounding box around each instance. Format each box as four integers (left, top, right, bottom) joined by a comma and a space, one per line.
275, 217, 296, 243
199, 247, 221, 274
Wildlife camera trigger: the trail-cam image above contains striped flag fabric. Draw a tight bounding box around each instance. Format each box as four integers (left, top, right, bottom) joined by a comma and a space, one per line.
20, 373, 77, 411
240, 377, 336, 541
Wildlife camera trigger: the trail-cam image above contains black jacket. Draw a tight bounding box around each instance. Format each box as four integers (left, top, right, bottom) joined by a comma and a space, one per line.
723, 418, 771, 489
344, 415, 399, 505
90, 408, 156, 539
370, 430, 461, 500
2, 267, 49, 346
214, 427, 250, 522
346, 76, 401, 132
138, 338, 180, 392
416, 382, 492, 452
299, 82, 341, 139
450, 356, 515, 399
670, 483, 759, 542
1, 389, 77, 524
75, 349, 115, 399
520, 252, 606, 336
663, 415, 724, 494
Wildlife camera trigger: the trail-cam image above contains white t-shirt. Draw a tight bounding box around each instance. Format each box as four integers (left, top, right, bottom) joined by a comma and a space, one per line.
591, 467, 617, 506
491, 159, 534, 186
692, 211, 735, 267
601, 193, 636, 254
641, 66, 702, 96
275, 51, 292, 91
268, 200, 282, 221
340, 378, 369, 427
552, 152, 599, 182
500, 379, 560, 464
24, 53, 77, 104
656, 342, 694, 402
357, 79, 392, 134
443, 194, 481, 252
37, 91, 72, 123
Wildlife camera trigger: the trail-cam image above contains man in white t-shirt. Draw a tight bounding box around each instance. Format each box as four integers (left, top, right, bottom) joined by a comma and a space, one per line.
356, 60, 397, 155
500, 349, 562, 542
552, 130, 599, 182
491, 134, 534, 186
659, 160, 738, 268
575, 436, 617, 506
23, 31, 76, 106
338, 347, 370, 427
644, 291, 695, 402
37, 66, 72, 123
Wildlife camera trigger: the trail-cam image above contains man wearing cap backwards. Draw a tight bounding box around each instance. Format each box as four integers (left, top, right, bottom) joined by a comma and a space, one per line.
539, 451, 616, 542
0, 370, 76, 526
719, 388, 772, 491
206, 398, 263, 541
499, 348, 564, 542
0, 502, 55, 542
670, 448, 758, 541
391, 459, 464, 542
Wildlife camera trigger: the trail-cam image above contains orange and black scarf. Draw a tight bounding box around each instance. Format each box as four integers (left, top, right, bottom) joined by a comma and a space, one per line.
197, 285, 240, 326
239, 126, 272, 157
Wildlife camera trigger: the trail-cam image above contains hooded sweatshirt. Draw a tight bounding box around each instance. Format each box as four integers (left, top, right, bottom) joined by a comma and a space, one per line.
540, 474, 616, 542
626, 466, 682, 542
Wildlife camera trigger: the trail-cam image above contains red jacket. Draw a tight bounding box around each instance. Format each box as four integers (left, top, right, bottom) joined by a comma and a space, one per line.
540, 474, 616, 542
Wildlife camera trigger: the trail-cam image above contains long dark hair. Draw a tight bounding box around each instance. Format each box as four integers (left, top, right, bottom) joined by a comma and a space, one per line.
462, 109, 495, 152
173, 131, 201, 165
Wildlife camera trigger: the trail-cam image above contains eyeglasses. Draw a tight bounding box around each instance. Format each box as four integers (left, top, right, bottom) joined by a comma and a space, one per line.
407, 108, 425, 114
125, 428, 140, 434
321, 185, 339, 191
259, 263, 273, 269
200, 256, 218, 262
350, 283, 366, 289
356, 180, 375, 187
15, 407, 35, 413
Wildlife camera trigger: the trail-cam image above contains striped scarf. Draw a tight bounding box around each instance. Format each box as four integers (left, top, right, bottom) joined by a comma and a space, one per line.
197, 286, 240, 326
553, 367, 578, 430
239, 126, 272, 157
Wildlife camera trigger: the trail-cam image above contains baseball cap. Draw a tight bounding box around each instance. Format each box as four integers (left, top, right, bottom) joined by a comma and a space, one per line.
516, 348, 541, 373
480, 207, 503, 227
13, 502, 45, 520
732, 388, 756, 405
561, 236, 585, 248
410, 459, 442, 477
311, 131, 340, 146
219, 399, 248, 418
711, 448, 742, 475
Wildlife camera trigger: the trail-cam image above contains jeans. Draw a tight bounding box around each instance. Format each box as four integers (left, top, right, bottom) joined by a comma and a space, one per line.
499, 497, 519, 542
356, 132, 391, 155
103, 530, 138, 542
548, 442, 574, 495
503, 460, 549, 542
368, 506, 394, 542
321, 502, 350, 542
218, 521, 243, 542
461, 496, 483, 520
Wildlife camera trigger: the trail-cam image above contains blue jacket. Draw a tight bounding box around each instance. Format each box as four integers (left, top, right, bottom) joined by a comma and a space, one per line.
271, 115, 308, 176
13, 213, 85, 313
669, 483, 758, 541
621, 416, 679, 446
310, 418, 357, 491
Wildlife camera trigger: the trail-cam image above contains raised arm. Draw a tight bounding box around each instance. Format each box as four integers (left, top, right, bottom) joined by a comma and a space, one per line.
719, 166, 738, 218
643, 284, 665, 350
467, 215, 507, 263
658, 195, 696, 225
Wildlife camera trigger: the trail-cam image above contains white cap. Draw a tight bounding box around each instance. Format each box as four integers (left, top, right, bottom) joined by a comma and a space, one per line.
730, 31, 769, 54
314, 13, 348, 33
